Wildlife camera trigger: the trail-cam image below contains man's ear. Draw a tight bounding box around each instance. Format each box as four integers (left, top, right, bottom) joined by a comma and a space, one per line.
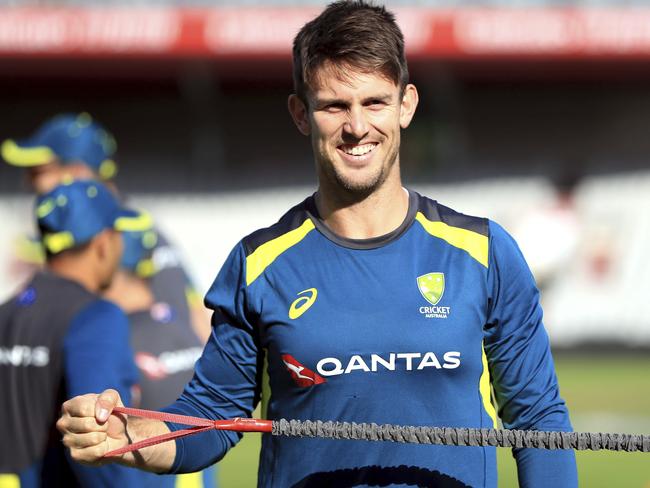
399, 84, 419, 129
92, 230, 110, 261
288, 94, 311, 136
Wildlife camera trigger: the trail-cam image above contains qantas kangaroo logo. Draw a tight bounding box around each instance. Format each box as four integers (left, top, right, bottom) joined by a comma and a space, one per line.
282, 354, 326, 388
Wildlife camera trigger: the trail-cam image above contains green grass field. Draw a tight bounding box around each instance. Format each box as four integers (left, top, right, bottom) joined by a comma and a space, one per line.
217, 353, 650, 487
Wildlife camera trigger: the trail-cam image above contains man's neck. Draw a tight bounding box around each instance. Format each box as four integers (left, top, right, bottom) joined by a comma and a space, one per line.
103, 270, 155, 314
47, 258, 98, 294
315, 179, 409, 240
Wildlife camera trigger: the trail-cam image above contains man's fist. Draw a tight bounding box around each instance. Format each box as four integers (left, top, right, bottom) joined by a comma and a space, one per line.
57, 389, 127, 465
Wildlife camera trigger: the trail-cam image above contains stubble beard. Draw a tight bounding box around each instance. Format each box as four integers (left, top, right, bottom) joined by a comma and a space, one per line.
318, 141, 400, 201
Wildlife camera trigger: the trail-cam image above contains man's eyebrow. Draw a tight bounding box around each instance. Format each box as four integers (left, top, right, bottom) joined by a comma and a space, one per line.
313, 93, 394, 106
362, 93, 393, 103
313, 97, 348, 107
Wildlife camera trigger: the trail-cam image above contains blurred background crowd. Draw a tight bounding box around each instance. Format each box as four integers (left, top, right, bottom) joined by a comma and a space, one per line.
1, 1, 649, 486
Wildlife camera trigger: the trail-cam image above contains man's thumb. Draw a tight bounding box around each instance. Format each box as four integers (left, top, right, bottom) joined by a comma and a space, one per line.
95, 389, 122, 423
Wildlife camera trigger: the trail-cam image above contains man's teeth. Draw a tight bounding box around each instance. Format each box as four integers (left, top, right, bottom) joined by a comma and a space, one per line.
342, 143, 376, 156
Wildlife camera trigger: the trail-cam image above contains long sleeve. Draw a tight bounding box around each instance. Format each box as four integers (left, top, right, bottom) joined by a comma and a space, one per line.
163, 243, 262, 473
484, 221, 578, 487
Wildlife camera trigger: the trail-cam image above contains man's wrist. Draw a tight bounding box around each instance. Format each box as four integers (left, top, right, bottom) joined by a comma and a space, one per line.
118, 418, 176, 473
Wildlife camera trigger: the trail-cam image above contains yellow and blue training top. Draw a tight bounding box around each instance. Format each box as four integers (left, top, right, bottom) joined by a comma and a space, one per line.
164, 190, 577, 488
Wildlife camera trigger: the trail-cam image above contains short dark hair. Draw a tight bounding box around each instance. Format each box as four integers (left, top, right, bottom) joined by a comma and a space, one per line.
292, 0, 409, 104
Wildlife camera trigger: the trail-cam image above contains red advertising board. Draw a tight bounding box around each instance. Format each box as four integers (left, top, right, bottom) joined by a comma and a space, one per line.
2, 7, 650, 59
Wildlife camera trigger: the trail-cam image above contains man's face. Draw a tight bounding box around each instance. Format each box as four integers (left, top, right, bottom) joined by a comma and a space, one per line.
289, 64, 418, 198
27, 160, 96, 194
26, 161, 64, 194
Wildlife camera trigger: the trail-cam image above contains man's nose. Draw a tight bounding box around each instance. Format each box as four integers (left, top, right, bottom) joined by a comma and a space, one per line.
343, 106, 369, 139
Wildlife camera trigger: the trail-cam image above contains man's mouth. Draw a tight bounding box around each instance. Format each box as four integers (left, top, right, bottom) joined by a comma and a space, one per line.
338, 143, 377, 157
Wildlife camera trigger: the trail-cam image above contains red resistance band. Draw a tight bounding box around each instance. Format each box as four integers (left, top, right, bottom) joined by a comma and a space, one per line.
103, 406, 272, 458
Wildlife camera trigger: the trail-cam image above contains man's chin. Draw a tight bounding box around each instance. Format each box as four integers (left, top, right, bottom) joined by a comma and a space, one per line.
333, 172, 384, 200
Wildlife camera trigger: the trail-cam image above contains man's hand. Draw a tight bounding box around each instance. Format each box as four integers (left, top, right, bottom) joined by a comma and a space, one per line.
57, 389, 127, 465
57, 389, 176, 472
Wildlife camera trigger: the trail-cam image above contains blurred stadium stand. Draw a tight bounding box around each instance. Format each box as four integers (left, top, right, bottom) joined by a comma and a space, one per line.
1, 2, 650, 346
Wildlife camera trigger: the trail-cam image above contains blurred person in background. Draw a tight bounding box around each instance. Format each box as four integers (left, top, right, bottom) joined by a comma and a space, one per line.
57, 2, 577, 487
1, 112, 211, 343
103, 225, 216, 488
0, 112, 115, 295
0, 180, 148, 487
511, 169, 583, 291
1, 112, 116, 194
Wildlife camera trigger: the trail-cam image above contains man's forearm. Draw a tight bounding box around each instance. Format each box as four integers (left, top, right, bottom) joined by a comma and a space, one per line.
117, 418, 177, 473
515, 447, 578, 487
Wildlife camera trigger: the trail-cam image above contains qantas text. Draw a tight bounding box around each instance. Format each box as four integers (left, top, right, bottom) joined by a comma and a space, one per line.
316, 351, 461, 377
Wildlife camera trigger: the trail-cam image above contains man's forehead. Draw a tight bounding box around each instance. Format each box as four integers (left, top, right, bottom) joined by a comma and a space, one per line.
308, 63, 399, 101
28, 159, 61, 172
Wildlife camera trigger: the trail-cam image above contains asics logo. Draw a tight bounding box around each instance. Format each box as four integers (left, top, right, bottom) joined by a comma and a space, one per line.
288, 288, 318, 319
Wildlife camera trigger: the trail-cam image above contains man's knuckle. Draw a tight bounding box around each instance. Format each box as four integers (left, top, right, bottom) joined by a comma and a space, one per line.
99, 389, 117, 401
69, 448, 83, 461
90, 444, 106, 459
92, 432, 106, 445
83, 417, 98, 431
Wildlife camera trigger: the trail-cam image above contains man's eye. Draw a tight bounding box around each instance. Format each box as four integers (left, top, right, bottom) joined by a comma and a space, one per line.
366, 100, 386, 108
325, 103, 345, 111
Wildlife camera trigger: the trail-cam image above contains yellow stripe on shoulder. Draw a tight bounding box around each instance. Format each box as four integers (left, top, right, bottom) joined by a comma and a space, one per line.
415, 212, 488, 268
246, 219, 315, 286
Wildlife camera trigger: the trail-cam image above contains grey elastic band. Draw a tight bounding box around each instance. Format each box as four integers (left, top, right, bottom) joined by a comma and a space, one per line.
272, 419, 650, 452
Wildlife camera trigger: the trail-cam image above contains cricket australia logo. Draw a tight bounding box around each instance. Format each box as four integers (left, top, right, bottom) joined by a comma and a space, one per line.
417, 272, 451, 319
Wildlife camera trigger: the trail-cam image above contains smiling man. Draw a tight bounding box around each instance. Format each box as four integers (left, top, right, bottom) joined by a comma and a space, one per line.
288, 65, 416, 239
56, 2, 578, 487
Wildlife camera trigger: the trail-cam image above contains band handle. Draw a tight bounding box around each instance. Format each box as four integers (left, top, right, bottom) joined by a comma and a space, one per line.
103, 406, 272, 457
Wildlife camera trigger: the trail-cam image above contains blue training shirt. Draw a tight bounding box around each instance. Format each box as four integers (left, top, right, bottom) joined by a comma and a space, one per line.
164, 190, 577, 488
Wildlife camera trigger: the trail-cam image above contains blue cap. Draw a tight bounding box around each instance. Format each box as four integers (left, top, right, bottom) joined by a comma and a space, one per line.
121, 227, 159, 277
36, 179, 151, 255
1, 112, 118, 180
